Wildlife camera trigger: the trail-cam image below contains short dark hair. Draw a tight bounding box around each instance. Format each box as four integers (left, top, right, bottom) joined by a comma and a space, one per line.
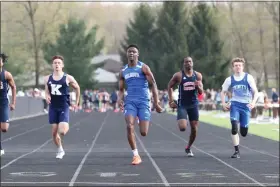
126, 44, 139, 51
182, 56, 192, 63
52, 55, 64, 61
0, 52, 8, 63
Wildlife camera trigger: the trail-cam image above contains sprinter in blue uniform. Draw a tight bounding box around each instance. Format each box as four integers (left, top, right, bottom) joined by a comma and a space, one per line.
167, 56, 203, 157
45, 55, 80, 159
221, 57, 258, 158
118, 44, 163, 165
0, 52, 16, 156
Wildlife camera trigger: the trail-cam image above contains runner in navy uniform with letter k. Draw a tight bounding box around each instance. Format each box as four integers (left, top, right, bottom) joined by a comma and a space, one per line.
45, 55, 80, 159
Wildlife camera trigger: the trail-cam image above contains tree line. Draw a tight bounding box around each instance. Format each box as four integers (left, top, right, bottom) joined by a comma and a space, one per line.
120, 2, 279, 90
1, 2, 279, 91
120, 2, 230, 90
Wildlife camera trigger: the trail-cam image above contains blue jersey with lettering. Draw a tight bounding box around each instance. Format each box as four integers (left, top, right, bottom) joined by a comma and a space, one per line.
122, 61, 149, 102
229, 73, 252, 104
0, 70, 9, 105
47, 73, 70, 109
178, 70, 198, 108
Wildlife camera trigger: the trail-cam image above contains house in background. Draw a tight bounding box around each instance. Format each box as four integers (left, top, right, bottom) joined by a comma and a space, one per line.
17, 54, 123, 92
91, 54, 123, 91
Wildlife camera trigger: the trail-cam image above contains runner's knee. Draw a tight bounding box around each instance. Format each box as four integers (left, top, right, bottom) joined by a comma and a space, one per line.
127, 123, 134, 133
240, 127, 248, 137
231, 120, 238, 135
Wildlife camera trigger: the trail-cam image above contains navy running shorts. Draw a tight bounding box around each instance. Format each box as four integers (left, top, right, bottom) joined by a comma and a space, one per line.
177, 105, 199, 121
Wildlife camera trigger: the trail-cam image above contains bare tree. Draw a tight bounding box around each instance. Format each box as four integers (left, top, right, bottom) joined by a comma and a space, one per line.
228, 2, 251, 73
272, 22, 279, 87
265, 2, 279, 87
17, 1, 61, 87
264, 2, 279, 24
254, 2, 269, 90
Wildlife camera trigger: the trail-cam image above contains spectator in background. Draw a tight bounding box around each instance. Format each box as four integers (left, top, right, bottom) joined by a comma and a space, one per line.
215, 89, 222, 111
99, 88, 110, 112
161, 90, 169, 112
205, 89, 212, 111
256, 89, 266, 120
271, 88, 279, 123
41, 89, 48, 113
82, 89, 90, 110
33, 88, 41, 98
17, 89, 25, 97
92, 90, 100, 111
198, 91, 204, 110
110, 90, 118, 112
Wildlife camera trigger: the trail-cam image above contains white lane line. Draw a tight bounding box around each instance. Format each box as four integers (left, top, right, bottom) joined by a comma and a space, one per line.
1, 182, 278, 186
207, 132, 279, 159
1, 123, 49, 143
68, 112, 110, 186
1, 116, 89, 170
154, 123, 265, 187
135, 132, 170, 187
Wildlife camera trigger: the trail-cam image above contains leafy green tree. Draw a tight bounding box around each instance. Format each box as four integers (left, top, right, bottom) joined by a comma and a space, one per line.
119, 3, 157, 69
187, 3, 229, 89
42, 17, 104, 90
153, 2, 189, 89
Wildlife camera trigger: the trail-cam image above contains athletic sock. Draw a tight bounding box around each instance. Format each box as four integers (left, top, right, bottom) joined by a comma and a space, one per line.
58, 146, 64, 152
132, 149, 139, 156
234, 145, 239, 152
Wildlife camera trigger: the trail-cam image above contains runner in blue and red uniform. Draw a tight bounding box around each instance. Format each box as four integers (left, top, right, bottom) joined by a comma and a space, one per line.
118, 44, 163, 165
167, 56, 203, 157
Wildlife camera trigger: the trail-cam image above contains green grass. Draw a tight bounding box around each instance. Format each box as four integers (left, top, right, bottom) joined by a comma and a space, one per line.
169, 111, 279, 141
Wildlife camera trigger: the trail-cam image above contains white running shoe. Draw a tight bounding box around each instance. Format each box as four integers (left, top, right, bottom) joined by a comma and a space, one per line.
185, 148, 194, 157
56, 151, 65, 159
0, 149, 5, 156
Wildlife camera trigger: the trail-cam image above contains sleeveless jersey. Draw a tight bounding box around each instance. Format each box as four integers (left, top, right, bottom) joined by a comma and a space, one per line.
229, 73, 252, 104
47, 73, 70, 109
178, 70, 198, 107
122, 61, 149, 102
0, 70, 9, 105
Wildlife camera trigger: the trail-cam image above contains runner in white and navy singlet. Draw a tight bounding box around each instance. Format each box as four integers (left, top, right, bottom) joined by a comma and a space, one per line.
47, 73, 70, 125
168, 57, 203, 157
45, 55, 80, 160
221, 57, 258, 158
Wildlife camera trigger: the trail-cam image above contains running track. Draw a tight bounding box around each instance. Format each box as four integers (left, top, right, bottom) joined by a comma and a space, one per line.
1, 111, 279, 186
